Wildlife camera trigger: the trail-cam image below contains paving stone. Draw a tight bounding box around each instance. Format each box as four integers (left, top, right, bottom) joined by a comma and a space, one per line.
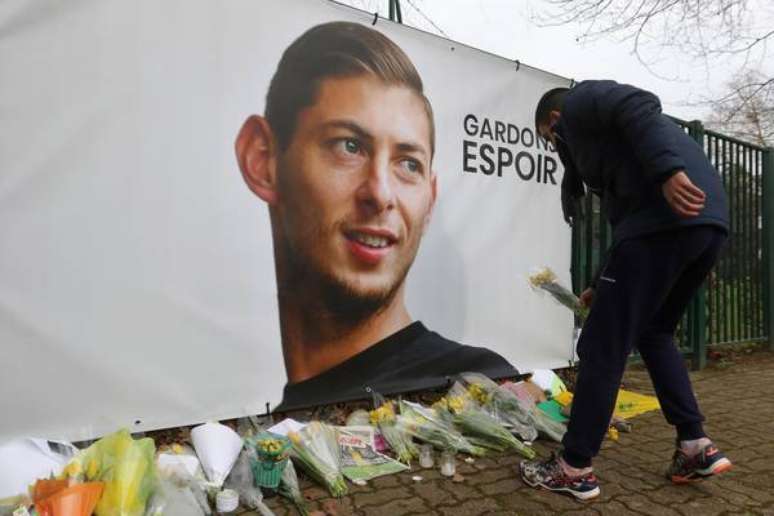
496, 492, 555, 515
616, 492, 672, 514
479, 478, 521, 497
593, 500, 633, 515
465, 467, 515, 486
436, 497, 500, 515
675, 496, 735, 516
520, 484, 587, 511
439, 480, 481, 501
412, 479, 455, 506
558, 507, 601, 516
640, 484, 698, 505
352, 487, 409, 508
370, 474, 402, 488
358, 497, 428, 516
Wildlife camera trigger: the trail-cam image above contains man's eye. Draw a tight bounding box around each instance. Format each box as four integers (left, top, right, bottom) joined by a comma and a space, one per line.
400, 159, 421, 174
340, 138, 360, 154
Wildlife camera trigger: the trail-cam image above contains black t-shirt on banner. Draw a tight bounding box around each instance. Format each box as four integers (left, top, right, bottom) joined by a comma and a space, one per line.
274, 321, 519, 412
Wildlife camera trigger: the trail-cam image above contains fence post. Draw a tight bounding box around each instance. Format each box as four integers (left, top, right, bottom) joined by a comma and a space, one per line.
763, 147, 774, 350
689, 120, 708, 369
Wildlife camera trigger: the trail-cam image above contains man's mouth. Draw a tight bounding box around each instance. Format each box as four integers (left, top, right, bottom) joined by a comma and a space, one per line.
344, 229, 398, 264
349, 231, 392, 249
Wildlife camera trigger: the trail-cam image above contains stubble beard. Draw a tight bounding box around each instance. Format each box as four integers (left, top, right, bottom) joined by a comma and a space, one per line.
281, 236, 411, 327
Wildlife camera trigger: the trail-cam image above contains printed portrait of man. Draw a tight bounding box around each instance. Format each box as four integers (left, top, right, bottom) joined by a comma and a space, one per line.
235, 21, 517, 411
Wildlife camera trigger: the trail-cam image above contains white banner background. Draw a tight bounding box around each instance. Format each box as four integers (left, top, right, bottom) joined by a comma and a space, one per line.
0, 0, 573, 441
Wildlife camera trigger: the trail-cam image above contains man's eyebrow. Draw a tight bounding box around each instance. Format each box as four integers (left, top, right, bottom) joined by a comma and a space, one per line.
395, 142, 429, 160
319, 120, 372, 141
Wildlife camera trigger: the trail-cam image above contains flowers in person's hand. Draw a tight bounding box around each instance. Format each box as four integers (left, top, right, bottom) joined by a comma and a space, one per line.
528, 267, 557, 288
528, 266, 588, 321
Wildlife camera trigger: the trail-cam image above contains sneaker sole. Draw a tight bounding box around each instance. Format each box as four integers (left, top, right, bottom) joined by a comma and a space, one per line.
670, 458, 733, 484
521, 472, 601, 501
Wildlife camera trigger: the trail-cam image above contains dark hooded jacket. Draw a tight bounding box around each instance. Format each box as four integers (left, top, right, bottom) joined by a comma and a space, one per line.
554, 80, 729, 283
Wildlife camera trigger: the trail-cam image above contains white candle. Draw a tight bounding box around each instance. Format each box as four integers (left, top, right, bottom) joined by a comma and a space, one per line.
440, 450, 456, 477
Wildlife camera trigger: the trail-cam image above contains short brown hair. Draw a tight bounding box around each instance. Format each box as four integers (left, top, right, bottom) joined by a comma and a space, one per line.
265, 21, 435, 157
534, 87, 569, 133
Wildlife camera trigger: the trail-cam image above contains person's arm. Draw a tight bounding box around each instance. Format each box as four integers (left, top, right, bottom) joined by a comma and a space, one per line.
561, 160, 585, 226
563, 80, 686, 184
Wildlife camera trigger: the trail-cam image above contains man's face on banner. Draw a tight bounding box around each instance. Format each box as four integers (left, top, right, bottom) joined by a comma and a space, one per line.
275, 73, 436, 306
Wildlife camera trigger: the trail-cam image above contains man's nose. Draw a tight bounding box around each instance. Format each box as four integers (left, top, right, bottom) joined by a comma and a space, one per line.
356, 154, 395, 213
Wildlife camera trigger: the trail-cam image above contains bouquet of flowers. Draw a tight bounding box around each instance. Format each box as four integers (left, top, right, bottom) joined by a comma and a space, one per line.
250, 432, 291, 489
369, 393, 418, 464
434, 383, 535, 459
459, 372, 538, 442
288, 422, 348, 497
396, 400, 488, 457
60, 429, 156, 516
528, 266, 588, 321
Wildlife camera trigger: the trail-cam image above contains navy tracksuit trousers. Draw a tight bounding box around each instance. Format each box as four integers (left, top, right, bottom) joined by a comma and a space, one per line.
562, 225, 727, 468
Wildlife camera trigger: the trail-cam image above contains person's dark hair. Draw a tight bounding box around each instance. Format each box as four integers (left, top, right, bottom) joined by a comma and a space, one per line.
265, 21, 435, 157
534, 87, 569, 133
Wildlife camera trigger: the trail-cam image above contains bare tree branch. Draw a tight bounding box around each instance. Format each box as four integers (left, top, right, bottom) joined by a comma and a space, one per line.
532, 0, 773, 113
707, 71, 774, 146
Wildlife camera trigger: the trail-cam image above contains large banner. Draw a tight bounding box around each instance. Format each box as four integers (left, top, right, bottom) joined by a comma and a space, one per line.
0, 0, 573, 441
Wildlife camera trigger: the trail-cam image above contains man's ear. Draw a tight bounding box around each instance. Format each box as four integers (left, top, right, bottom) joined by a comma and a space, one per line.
235, 115, 279, 205
549, 110, 561, 127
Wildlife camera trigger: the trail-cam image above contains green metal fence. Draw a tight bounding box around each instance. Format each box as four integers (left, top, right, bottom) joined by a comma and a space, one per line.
571, 118, 774, 368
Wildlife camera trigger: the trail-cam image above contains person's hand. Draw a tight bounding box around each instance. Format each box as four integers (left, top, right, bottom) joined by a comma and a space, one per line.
662, 171, 705, 217
579, 288, 594, 308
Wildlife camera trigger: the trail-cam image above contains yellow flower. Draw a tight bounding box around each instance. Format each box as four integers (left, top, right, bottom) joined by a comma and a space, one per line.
468, 384, 491, 405
62, 460, 82, 478
86, 458, 100, 480
447, 397, 465, 414
528, 267, 557, 288
258, 437, 288, 457
369, 402, 396, 425
432, 397, 449, 412
171, 444, 184, 455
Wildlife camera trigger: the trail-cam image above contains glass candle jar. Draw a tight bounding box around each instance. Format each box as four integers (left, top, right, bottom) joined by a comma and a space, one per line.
419, 444, 434, 468
440, 450, 456, 477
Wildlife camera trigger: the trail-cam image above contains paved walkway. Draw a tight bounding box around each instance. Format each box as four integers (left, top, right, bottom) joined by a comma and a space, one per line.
248, 350, 774, 515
